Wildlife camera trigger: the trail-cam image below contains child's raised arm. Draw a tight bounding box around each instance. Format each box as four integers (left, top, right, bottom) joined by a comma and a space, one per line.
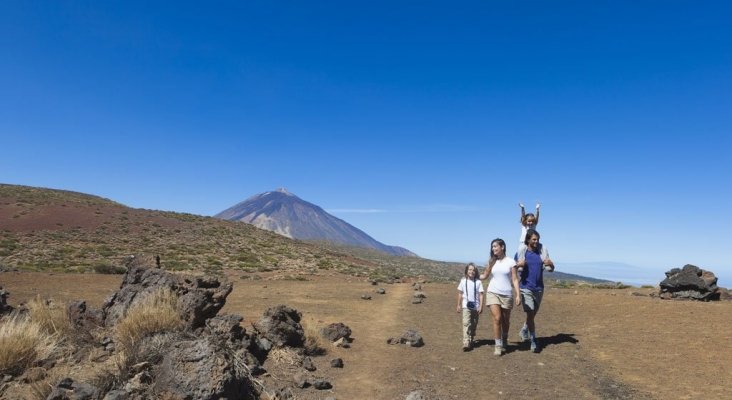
519, 202, 526, 225
534, 202, 541, 225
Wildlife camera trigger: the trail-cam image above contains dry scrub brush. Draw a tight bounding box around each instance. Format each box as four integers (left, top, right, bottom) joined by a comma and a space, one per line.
27, 295, 72, 338
302, 317, 326, 356
0, 313, 60, 375
114, 288, 183, 353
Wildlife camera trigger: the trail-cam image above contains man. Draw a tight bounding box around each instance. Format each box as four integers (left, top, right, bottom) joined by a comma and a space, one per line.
515, 228, 554, 353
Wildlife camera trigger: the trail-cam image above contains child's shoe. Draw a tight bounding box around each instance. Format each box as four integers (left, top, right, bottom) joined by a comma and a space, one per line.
530, 340, 539, 353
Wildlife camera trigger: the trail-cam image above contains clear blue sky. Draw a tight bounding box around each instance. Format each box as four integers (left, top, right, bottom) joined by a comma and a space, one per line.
2, 1, 731, 285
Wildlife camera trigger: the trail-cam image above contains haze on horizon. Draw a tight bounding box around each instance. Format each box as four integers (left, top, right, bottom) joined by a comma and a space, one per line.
1, 2, 730, 286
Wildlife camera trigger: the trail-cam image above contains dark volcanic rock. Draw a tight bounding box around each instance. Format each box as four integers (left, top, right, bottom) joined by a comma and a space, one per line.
0, 285, 13, 315
253, 305, 305, 347
659, 264, 721, 301
320, 322, 352, 342
102, 263, 232, 329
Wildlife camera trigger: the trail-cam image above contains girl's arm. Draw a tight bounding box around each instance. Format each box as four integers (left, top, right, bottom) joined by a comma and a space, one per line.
535, 202, 541, 225
456, 291, 463, 313
519, 203, 526, 225
511, 265, 522, 306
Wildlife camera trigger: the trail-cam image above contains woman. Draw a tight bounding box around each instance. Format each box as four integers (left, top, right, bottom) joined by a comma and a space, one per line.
480, 238, 521, 356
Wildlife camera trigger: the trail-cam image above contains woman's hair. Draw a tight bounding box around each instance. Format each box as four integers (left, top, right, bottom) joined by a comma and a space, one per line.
487, 238, 506, 269
464, 262, 476, 277
523, 228, 540, 245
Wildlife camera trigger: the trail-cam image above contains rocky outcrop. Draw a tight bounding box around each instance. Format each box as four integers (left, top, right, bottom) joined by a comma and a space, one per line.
0, 285, 12, 315
154, 336, 257, 400
253, 305, 305, 347
101, 262, 232, 329
659, 264, 721, 301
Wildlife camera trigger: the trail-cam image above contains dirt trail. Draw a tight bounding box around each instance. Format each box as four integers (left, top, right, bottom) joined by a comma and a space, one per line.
4, 272, 731, 399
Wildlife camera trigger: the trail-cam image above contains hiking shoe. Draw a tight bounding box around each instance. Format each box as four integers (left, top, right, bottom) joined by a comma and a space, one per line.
494, 346, 503, 356
518, 327, 529, 342
530, 341, 538, 353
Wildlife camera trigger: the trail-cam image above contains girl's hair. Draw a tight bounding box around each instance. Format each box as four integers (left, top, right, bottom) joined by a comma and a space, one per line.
523, 228, 540, 245
464, 262, 477, 277
487, 238, 506, 269
522, 212, 537, 225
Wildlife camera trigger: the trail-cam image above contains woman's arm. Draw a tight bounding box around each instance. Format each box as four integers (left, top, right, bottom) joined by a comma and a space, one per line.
479, 262, 494, 280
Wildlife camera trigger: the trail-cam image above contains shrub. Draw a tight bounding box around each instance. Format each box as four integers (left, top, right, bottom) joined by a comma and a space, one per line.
27, 296, 72, 337
93, 263, 127, 274
302, 317, 326, 356
114, 288, 183, 352
0, 313, 59, 375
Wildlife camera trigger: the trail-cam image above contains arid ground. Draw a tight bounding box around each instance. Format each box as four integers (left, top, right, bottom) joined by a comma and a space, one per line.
2, 270, 731, 400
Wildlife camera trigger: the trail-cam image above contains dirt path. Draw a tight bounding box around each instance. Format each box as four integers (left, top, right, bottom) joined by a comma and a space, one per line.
4, 271, 730, 399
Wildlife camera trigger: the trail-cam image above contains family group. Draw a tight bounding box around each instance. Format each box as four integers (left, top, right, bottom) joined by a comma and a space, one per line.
456, 203, 554, 355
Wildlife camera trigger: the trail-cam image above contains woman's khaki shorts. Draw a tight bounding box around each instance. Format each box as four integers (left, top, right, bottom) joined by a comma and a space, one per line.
484, 291, 513, 310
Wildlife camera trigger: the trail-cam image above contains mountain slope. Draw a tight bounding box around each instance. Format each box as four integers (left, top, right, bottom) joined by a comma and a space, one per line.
0, 184, 449, 280
215, 189, 416, 257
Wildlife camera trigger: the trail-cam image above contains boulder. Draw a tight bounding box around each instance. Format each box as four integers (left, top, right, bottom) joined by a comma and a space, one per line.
253, 305, 305, 348
67, 301, 103, 331
102, 263, 232, 329
46, 378, 100, 400
659, 264, 721, 301
320, 323, 352, 342
154, 336, 257, 400
387, 329, 424, 347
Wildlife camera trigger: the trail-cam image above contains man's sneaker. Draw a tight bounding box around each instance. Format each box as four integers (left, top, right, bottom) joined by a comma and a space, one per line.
494, 345, 503, 356
518, 327, 529, 342
530, 341, 538, 353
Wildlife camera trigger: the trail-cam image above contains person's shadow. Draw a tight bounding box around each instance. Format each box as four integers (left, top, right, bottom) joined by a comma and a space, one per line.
473, 333, 578, 353
510, 333, 579, 353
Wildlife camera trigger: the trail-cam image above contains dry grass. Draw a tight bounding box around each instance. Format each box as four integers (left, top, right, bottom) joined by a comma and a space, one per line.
268, 347, 300, 366
114, 288, 183, 352
26, 296, 72, 338
0, 313, 60, 375
302, 317, 326, 356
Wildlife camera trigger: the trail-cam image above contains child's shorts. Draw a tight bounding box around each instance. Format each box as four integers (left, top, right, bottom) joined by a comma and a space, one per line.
484, 291, 513, 309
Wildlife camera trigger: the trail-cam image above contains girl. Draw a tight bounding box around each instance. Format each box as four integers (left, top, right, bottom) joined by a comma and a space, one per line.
480, 238, 521, 356
517, 202, 540, 273
456, 263, 484, 351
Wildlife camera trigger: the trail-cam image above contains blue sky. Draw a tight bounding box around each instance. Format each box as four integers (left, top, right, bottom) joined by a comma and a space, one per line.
1, 1, 731, 286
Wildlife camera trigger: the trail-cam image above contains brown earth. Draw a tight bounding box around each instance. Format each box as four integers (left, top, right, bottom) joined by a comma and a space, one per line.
2, 270, 731, 399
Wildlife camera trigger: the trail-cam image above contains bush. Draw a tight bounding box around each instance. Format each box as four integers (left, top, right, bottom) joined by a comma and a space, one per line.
114, 288, 183, 352
27, 296, 72, 337
0, 313, 59, 375
93, 263, 127, 274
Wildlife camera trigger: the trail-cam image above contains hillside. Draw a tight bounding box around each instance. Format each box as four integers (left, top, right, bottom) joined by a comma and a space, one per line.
0, 184, 614, 286
0, 184, 459, 281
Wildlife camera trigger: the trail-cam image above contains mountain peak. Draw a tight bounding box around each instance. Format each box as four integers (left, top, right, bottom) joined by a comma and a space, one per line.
215, 190, 417, 257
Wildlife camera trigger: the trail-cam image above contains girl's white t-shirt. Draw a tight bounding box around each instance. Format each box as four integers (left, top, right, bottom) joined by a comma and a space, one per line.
457, 277, 484, 308
486, 257, 516, 296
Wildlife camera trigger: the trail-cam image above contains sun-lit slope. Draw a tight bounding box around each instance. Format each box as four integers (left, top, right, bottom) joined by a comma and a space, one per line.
0, 184, 461, 281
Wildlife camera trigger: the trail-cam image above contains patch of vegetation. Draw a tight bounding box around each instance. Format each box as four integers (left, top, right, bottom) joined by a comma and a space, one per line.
93, 263, 127, 274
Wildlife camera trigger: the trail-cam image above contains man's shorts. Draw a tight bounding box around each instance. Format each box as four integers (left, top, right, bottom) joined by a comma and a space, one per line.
520, 289, 543, 313
484, 291, 513, 310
